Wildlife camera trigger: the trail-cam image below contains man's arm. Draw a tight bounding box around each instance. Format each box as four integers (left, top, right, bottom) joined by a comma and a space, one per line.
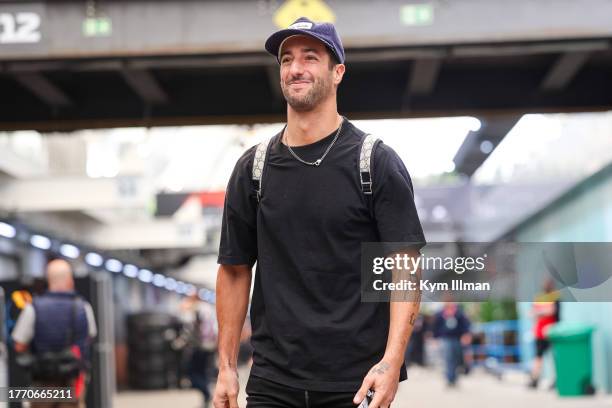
384, 249, 422, 366
214, 263, 252, 408
383, 289, 420, 363
355, 250, 422, 408
84, 302, 98, 339
12, 304, 35, 353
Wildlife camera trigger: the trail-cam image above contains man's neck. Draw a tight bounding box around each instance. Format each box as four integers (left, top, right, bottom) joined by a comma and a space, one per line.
285, 99, 342, 146
49, 286, 73, 293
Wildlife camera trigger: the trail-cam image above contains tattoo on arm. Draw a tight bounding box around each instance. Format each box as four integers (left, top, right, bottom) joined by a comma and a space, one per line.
409, 312, 416, 326
372, 361, 390, 375
390, 251, 422, 304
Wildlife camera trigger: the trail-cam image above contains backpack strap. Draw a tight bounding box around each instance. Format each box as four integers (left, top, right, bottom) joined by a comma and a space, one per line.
253, 133, 379, 200
359, 134, 381, 195
252, 136, 273, 202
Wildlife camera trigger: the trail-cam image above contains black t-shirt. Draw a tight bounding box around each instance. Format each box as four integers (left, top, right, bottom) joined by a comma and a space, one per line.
218, 119, 426, 391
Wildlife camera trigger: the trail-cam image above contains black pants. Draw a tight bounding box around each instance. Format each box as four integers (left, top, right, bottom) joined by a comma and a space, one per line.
535, 339, 551, 358
246, 375, 358, 408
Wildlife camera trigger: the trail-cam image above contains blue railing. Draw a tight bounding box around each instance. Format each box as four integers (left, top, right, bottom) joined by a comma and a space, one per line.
471, 320, 523, 373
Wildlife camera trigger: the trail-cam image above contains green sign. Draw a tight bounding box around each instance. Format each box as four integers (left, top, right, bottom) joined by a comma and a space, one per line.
400, 3, 434, 26
83, 17, 112, 37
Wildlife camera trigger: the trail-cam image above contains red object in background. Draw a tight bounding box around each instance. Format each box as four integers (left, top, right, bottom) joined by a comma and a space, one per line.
71, 345, 85, 398
193, 191, 225, 208
533, 297, 559, 340
535, 315, 557, 340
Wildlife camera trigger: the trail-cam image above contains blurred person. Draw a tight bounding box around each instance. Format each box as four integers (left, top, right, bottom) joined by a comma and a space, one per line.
7, 290, 32, 322
176, 294, 218, 407
236, 319, 252, 368
432, 301, 471, 387
214, 16, 425, 408
173, 295, 200, 388
405, 313, 428, 367
528, 278, 560, 389
12, 259, 97, 407
191, 301, 218, 408
5, 286, 34, 403
6, 288, 33, 349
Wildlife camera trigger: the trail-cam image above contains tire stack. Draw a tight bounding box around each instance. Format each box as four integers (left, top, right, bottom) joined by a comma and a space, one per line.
127, 312, 179, 390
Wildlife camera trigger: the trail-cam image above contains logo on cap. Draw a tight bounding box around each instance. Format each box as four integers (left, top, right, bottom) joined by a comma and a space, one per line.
288, 21, 313, 30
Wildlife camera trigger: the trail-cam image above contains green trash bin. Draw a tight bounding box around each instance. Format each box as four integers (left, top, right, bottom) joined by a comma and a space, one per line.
546, 323, 595, 396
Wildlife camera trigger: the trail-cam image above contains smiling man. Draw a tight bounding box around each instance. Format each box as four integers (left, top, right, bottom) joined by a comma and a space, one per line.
213, 17, 426, 408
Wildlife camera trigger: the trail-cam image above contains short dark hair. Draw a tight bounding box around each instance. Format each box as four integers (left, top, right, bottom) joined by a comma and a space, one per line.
327, 49, 340, 69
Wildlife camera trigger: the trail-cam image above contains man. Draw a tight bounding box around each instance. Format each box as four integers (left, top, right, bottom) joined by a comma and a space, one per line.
432, 301, 471, 387
214, 17, 425, 408
178, 294, 217, 407
404, 313, 428, 367
12, 259, 97, 407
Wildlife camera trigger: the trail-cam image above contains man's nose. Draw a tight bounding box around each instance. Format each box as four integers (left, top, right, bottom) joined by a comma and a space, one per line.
289, 59, 305, 76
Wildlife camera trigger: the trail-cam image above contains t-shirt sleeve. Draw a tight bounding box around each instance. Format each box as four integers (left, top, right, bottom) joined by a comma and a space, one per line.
372, 142, 426, 249
84, 301, 98, 339
217, 146, 258, 266
11, 304, 35, 345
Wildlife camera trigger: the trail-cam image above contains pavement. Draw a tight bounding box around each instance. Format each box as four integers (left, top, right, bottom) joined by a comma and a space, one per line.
114, 365, 612, 408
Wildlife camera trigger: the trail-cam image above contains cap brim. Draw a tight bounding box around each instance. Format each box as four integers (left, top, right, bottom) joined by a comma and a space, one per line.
265, 29, 338, 64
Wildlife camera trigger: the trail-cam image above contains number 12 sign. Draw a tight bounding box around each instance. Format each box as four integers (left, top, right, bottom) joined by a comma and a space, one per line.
0, 12, 42, 44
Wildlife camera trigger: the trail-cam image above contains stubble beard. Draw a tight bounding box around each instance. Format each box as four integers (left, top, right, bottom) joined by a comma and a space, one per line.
281, 72, 333, 112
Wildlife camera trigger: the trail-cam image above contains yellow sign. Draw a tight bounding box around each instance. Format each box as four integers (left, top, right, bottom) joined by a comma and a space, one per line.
274, 0, 336, 28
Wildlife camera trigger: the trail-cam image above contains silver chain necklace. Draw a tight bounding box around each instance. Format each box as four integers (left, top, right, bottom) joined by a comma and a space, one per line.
283, 117, 345, 166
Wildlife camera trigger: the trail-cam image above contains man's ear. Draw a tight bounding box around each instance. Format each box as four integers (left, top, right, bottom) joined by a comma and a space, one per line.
334, 64, 346, 86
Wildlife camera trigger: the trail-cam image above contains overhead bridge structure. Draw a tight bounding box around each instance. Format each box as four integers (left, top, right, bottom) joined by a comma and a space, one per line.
1, 0, 611, 132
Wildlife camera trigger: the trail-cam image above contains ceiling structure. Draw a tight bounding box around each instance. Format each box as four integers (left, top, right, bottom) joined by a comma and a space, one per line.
0, 0, 611, 132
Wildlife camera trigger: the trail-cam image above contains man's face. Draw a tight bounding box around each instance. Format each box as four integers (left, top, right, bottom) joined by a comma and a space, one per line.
279, 35, 344, 111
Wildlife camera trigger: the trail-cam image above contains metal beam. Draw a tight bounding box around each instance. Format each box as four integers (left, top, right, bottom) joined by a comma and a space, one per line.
13, 212, 102, 243
453, 115, 521, 177
86, 219, 206, 250
407, 58, 442, 96
13, 72, 72, 107
453, 40, 608, 57
121, 69, 168, 104
0, 147, 45, 179
540, 52, 590, 91
3, 0, 612, 61
2, 41, 608, 75
0, 176, 152, 212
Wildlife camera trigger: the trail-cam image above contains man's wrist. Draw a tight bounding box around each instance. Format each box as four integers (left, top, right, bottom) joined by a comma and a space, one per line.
381, 354, 404, 371
217, 355, 239, 371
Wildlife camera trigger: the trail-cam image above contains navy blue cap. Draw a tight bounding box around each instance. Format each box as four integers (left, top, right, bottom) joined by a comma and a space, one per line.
265, 17, 345, 64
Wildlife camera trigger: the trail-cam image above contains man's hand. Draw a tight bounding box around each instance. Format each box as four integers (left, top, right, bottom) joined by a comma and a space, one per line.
13, 342, 28, 353
213, 367, 240, 408
353, 360, 400, 408
460, 333, 472, 347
